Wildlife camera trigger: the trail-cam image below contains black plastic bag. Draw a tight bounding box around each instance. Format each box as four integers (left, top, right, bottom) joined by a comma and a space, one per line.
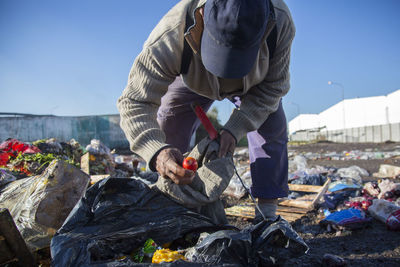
51, 178, 308, 266
186, 217, 309, 266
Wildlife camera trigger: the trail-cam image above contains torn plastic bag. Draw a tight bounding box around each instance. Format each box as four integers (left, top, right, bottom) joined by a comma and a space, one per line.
51, 177, 219, 266
51, 178, 308, 266
336, 166, 369, 184
155, 137, 235, 224
0, 168, 16, 186
0, 159, 89, 250
185, 217, 309, 266
222, 169, 251, 199
288, 155, 308, 172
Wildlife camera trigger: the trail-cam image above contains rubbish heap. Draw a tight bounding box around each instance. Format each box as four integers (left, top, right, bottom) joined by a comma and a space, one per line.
2, 136, 398, 265
224, 147, 400, 232
0, 137, 310, 266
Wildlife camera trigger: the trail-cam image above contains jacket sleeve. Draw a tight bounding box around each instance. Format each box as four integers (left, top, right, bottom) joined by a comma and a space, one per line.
223, 15, 295, 142
117, 26, 183, 166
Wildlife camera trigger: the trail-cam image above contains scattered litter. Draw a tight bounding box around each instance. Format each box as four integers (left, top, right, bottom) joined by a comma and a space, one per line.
322, 191, 357, 209
320, 208, 372, 231
373, 164, 400, 178
368, 199, 400, 230
223, 168, 251, 199
336, 166, 369, 184
328, 179, 362, 192
363, 181, 381, 197
377, 179, 400, 199
289, 149, 400, 161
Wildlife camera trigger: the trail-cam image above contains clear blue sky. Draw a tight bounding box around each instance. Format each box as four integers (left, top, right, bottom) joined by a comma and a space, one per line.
1, 0, 399, 124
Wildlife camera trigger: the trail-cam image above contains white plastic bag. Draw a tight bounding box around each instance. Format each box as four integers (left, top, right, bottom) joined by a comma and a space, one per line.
368, 199, 400, 230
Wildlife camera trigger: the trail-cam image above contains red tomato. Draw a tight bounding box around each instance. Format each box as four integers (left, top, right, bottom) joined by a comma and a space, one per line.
182, 157, 198, 171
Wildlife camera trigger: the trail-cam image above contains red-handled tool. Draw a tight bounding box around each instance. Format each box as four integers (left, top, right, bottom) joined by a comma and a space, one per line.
190, 102, 267, 221
191, 103, 218, 140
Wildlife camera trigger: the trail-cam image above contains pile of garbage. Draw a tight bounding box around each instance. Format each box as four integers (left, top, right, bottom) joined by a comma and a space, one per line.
320, 178, 400, 231
0, 138, 310, 266
288, 147, 400, 161
0, 137, 139, 251
224, 148, 400, 233
0, 138, 84, 182
50, 177, 308, 266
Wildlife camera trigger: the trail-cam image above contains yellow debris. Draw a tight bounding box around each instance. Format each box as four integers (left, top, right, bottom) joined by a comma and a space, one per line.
152, 248, 186, 263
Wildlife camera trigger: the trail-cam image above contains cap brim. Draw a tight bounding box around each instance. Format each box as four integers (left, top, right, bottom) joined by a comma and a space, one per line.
201, 30, 260, 79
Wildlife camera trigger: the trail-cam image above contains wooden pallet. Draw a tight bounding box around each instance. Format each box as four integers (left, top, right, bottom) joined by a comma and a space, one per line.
81, 152, 111, 185
0, 208, 36, 266
225, 178, 331, 223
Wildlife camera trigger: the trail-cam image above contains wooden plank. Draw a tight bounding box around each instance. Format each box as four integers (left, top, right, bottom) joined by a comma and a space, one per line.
80, 152, 90, 175
90, 174, 110, 185
225, 203, 309, 215
225, 180, 332, 221
288, 183, 324, 193
225, 203, 309, 223
277, 211, 305, 222
0, 209, 36, 266
277, 206, 309, 214
225, 206, 305, 223
310, 178, 331, 208
278, 199, 313, 210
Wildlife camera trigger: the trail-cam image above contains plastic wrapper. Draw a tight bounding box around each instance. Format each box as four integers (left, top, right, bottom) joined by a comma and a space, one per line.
0, 168, 16, 186
368, 199, 400, 230
290, 173, 326, 186
289, 155, 308, 172
377, 179, 400, 199
185, 217, 309, 266
320, 208, 372, 230
51, 178, 308, 266
35, 138, 63, 154
328, 179, 362, 192
86, 139, 112, 158
222, 169, 251, 199
0, 160, 90, 250
336, 166, 369, 184
321, 190, 356, 209
373, 164, 400, 178
363, 182, 381, 197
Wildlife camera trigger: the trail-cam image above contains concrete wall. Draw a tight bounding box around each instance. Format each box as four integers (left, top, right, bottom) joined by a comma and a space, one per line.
289, 89, 400, 134
0, 115, 129, 148
289, 123, 400, 143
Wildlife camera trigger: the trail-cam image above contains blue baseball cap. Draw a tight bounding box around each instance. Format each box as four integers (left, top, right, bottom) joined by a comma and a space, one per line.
201, 0, 270, 79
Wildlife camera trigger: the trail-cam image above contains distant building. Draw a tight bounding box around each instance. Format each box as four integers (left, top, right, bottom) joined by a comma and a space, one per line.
288, 89, 400, 143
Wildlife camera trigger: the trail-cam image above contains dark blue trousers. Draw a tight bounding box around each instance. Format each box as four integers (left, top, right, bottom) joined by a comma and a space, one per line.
157, 77, 288, 199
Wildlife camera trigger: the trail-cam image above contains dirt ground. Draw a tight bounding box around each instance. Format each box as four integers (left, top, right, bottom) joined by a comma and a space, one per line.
226, 142, 400, 267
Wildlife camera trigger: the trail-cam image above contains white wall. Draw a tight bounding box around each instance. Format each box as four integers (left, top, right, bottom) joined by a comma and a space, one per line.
387, 90, 400, 124
288, 89, 400, 134
288, 114, 319, 134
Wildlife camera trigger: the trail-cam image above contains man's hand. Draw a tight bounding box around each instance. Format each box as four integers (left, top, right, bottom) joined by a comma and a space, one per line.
154, 147, 195, 185
218, 130, 236, 158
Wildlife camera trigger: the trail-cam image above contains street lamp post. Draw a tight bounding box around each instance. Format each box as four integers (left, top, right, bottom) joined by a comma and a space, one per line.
328, 81, 346, 142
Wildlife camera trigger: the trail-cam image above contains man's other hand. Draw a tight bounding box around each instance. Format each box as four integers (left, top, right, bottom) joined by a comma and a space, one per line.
154, 147, 195, 184
218, 130, 236, 158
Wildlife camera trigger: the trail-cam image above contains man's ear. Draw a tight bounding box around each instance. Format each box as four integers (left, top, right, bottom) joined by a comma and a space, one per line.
199, 6, 204, 17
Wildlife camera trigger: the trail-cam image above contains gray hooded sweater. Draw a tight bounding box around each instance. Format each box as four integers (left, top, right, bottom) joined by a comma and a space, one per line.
117, 0, 295, 166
